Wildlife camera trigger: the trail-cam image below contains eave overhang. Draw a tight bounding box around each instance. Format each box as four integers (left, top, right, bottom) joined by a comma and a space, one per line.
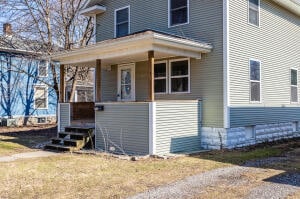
50, 31, 213, 66
80, 5, 106, 16
272, 0, 300, 16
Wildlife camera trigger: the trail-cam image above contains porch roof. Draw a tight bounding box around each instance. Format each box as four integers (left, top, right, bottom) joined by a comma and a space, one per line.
50, 30, 213, 67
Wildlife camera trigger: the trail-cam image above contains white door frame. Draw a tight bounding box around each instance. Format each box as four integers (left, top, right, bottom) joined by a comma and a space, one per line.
117, 63, 136, 101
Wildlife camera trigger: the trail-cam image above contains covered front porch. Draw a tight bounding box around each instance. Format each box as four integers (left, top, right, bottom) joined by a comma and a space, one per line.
52, 30, 212, 155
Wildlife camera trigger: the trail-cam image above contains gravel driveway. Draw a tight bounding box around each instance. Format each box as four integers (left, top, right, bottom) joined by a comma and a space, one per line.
129, 154, 300, 199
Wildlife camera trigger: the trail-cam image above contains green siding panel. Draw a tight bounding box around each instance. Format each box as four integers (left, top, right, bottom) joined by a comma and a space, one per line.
155, 101, 202, 154
230, 107, 300, 127
95, 103, 149, 155
96, 0, 224, 128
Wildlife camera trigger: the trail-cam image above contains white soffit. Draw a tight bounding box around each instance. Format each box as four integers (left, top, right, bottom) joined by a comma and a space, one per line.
272, 0, 300, 16
50, 31, 213, 65
80, 5, 106, 16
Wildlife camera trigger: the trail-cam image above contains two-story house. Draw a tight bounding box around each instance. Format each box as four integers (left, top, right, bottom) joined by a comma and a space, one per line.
0, 23, 57, 126
49, 0, 300, 154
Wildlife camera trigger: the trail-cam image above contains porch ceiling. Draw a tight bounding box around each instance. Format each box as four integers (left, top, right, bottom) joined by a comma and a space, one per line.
50, 30, 213, 67
272, 0, 300, 16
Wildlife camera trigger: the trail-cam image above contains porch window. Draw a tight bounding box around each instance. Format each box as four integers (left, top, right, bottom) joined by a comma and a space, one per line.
291, 69, 298, 103
250, 59, 261, 102
38, 60, 48, 77
169, 0, 189, 27
248, 0, 260, 26
34, 86, 48, 109
170, 59, 190, 93
154, 61, 167, 93
115, 6, 130, 38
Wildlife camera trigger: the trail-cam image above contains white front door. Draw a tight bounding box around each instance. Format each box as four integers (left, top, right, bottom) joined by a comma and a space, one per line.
118, 63, 135, 101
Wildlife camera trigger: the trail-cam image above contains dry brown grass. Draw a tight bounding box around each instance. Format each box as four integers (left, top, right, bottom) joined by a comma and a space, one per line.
287, 191, 300, 199
0, 154, 229, 199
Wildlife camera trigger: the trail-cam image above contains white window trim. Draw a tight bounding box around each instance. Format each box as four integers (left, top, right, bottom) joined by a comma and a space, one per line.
248, 0, 260, 27
249, 58, 262, 103
168, 0, 190, 28
154, 60, 168, 94
34, 85, 49, 110
38, 61, 48, 77
290, 68, 299, 103
117, 63, 135, 102
169, 58, 191, 94
114, 5, 130, 38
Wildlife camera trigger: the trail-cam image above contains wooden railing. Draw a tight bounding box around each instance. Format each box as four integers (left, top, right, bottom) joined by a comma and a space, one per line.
70, 102, 95, 121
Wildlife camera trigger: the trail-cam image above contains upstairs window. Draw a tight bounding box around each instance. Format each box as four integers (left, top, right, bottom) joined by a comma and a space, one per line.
154, 61, 167, 93
34, 86, 48, 109
115, 6, 130, 38
291, 69, 298, 103
170, 59, 190, 93
250, 59, 261, 102
169, 0, 189, 27
38, 60, 48, 77
248, 0, 260, 26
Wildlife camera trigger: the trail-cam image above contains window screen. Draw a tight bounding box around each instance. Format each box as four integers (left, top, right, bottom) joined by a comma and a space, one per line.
170, 0, 188, 26
35, 87, 47, 109
249, 0, 259, 26
291, 69, 298, 102
115, 7, 129, 38
250, 60, 261, 102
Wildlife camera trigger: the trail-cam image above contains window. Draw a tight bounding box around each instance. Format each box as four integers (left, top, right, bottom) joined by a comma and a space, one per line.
248, 0, 260, 26
154, 61, 167, 93
115, 6, 130, 38
37, 117, 46, 124
34, 86, 48, 109
291, 69, 298, 102
169, 0, 189, 27
38, 60, 48, 77
250, 59, 261, 102
170, 59, 190, 93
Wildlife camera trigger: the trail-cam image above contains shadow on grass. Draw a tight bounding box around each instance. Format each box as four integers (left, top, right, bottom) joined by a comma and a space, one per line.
0, 125, 57, 149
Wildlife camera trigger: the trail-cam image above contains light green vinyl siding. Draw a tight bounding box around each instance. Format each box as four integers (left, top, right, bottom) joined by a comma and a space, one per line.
95, 102, 149, 155
155, 100, 202, 154
229, 0, 300, 127
95, 0, 224, 127
59, 103, 70, 132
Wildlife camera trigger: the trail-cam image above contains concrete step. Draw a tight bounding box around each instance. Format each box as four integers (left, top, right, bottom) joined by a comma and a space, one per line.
51, 137, 84, 147
44, 144, 75, 152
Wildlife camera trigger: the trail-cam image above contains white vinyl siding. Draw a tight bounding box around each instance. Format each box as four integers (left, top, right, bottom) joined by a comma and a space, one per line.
291, 69, 298, 103
114, 6, 130, 38
168, 0, 189, 27
249, 59, 261, 102
248, 0, 260, 26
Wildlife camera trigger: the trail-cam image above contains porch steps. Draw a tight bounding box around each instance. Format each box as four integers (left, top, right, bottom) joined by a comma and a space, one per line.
45, 126, 95, 152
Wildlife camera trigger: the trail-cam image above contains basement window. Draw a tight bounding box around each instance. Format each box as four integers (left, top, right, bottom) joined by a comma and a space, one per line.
37, 117, 46, 124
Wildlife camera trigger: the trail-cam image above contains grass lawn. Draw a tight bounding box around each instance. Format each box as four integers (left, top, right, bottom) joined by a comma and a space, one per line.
0, 126, 299, 198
